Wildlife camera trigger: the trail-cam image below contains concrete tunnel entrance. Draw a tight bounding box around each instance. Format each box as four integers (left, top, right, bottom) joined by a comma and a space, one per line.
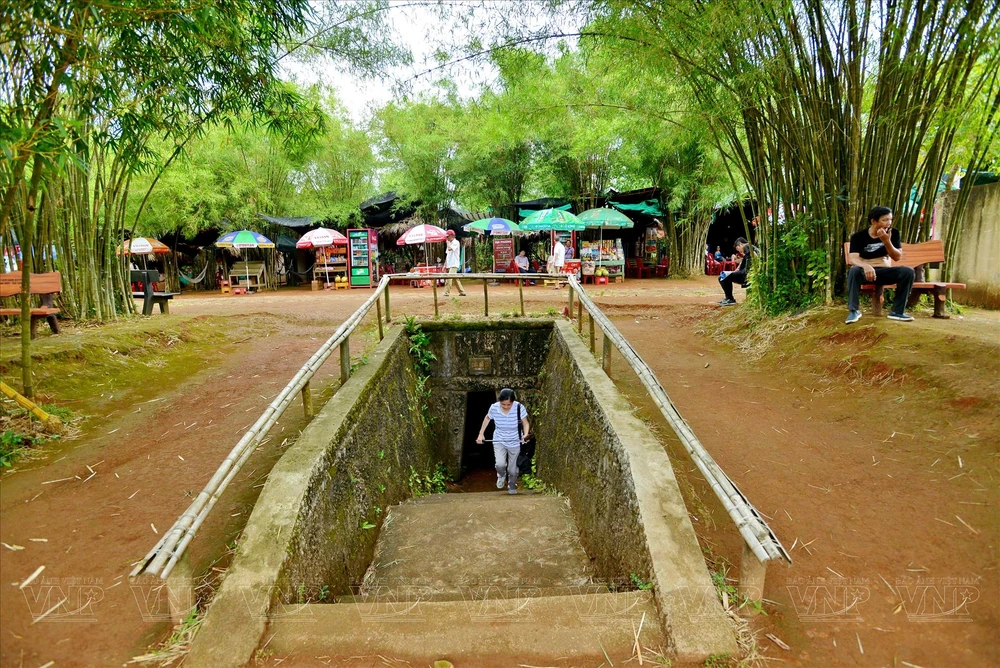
461, 390, 497, 471
186, 319, 738, 666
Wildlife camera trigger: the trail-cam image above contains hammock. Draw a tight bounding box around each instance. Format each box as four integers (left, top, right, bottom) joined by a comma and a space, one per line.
179, 263, 210, 285
281, 261, 317, 278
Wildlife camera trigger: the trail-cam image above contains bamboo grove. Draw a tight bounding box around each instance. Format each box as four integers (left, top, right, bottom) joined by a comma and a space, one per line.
2, 0, 998, 396
588, 0, 1000, 312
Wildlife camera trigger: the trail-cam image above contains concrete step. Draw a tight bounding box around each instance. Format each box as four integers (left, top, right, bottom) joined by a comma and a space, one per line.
366, 491, 595, 601
266, 591, 666, 665
333, 582, 612, 604
405, 489, 547, 504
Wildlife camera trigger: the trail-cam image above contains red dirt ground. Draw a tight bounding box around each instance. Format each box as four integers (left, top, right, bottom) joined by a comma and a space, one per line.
1, 278, 997, 667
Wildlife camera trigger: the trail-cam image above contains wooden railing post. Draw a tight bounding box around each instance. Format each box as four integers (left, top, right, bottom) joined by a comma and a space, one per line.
384, 283, 391, 323
483, 279, 489, 317
340, 334, 350, 386
301, 380, 313, 418
577, 300, 583, 333
568, 285, 575, 320
602, 333, 612, 375
375, 297, 384, 340
589, 313, 596, 353
432, 279, 439, 317
518, 278, 525, 317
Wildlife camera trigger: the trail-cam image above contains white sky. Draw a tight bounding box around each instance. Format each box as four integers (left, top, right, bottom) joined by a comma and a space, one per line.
279, 1, 586, 123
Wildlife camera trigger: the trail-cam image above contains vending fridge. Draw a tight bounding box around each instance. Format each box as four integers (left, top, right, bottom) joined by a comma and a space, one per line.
347, 228, 376, 287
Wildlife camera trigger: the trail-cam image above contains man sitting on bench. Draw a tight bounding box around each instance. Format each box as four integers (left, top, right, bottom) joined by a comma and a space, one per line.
717, 237, 752, 306
846, 206, 914, 324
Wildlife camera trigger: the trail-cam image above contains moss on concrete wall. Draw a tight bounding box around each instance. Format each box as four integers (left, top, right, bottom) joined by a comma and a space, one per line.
277, 330, 436, 598
534, 327, 651, 584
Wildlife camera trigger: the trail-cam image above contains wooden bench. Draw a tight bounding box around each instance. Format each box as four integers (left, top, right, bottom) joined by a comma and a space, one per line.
130, 270, 179, 315
0, 271, 62, 338
843, 240, 966, 318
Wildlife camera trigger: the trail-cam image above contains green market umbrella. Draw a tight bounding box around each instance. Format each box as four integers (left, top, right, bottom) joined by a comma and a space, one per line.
463, 217, 522, 235
578, 207, 634, 263
520, 208, 586, 232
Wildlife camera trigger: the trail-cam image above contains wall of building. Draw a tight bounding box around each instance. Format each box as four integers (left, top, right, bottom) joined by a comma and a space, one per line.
935, 182, 1000, 308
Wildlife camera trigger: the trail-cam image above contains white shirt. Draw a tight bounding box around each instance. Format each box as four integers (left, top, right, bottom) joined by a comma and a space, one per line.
488, 401, 525, 447
514, 255, 529, 270
445, 238, 461, 269
553, 241, 566, 268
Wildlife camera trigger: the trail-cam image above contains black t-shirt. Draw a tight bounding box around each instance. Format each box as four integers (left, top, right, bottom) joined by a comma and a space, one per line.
849, 228, 901, 260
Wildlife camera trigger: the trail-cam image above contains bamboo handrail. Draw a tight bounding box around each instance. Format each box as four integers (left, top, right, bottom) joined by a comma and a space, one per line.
566, 277, 791, 566
134, 275, 392, 579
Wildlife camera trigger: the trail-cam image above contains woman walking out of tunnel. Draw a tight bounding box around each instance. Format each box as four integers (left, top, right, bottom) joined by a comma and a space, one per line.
476, 388, 530, 495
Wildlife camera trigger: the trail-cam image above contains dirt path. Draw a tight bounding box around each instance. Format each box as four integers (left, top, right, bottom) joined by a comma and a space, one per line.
604, 292, 998, 667
1, 279, 996, 667
0, 289, 372, 668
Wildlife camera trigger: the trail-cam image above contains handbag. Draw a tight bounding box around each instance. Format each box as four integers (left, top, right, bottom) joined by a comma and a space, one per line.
515, 403, 535, 471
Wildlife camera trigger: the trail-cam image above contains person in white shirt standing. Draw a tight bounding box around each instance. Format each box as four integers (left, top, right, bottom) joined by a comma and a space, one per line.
476, 388, 531, 494
552, 238, 566, 274
443, 229, 466, 296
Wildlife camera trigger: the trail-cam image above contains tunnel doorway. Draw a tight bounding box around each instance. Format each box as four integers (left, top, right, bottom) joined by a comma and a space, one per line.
458, 390, 498, 490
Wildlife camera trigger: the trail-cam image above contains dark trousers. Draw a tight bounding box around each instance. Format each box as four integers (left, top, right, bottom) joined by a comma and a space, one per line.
720, 271, 747, 300
847, 265, 915, 313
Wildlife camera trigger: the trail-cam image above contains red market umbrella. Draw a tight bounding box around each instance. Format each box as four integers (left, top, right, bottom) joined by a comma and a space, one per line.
396, 224, 448, 270
295, 228, 348, 249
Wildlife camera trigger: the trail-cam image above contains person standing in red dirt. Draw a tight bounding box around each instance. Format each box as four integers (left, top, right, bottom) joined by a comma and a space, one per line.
845, 206, 915, 324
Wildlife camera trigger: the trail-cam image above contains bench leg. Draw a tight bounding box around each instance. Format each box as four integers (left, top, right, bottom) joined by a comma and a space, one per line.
46, 314, 60, 334
29, 316, 39, 340
158, 300, 168, 314
872, 285, 884, 317
932, 285, 950, 319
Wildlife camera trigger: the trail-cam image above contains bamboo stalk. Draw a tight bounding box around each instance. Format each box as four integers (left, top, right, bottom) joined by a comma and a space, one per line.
432, 279, 438, 317
300, 380, 312, 419
483, 279, 488, 317
519, 278, 525, 317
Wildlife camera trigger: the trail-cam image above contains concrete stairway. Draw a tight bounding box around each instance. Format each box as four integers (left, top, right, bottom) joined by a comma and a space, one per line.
265, 492, 667, 666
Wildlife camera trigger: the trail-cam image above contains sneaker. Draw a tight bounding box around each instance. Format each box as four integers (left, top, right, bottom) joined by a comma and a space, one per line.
718, 298, 737, 306
845, 310, 862, 324
887, 312, 914, 322
496, 474, 506, 489
508, 487, 517, 495
459, 292, 467, 296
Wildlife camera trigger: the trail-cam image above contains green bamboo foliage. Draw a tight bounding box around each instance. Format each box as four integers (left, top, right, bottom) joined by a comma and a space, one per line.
591, 0, 1000, 308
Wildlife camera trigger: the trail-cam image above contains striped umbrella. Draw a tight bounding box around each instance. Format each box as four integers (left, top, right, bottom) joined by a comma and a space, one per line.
216, 230, 275, 291
122, 237, 171, 255
215, 230, 275, 249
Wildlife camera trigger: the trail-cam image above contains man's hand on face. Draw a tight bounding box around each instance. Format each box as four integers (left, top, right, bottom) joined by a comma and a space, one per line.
864, 263, 876, 281
876, 226, 892, 243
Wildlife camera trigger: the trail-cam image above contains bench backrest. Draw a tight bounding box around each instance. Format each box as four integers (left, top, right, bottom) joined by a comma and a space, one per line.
842, 239, 945, 268
0, 271, 62, 298
229, 262, 265, 277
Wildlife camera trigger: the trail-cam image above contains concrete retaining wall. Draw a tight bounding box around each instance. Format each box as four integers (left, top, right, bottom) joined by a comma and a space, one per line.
420, 319, 553, 474
534, 321, 736, 662
187, 326, 434, 668
934, 182, 1000, 308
